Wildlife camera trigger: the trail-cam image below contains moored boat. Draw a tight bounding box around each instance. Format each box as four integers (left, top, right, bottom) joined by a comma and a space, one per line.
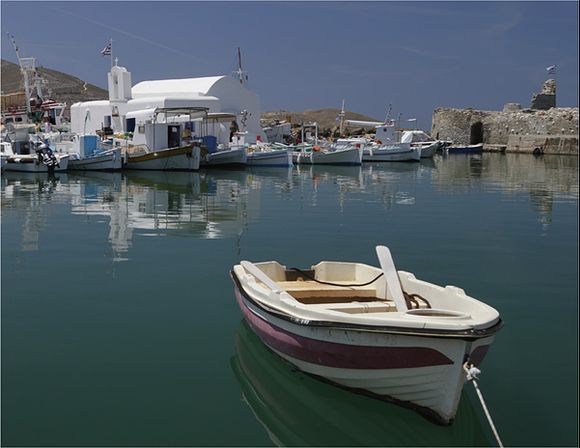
446, 143, 484, 154
126, 144, 201, 170
230, 245, 502, 425
68, 147, 122, 171
293, 145, 363, 166
200, 147, 247, 168
415, 141, 440, 158
2, 152, 69, 172
1, 139, 69, 173
61, 135, 122, 171
400, 131, 441, 158
247, 146, 292, 167
363, 143, 421, 162
121, 107, 205, 171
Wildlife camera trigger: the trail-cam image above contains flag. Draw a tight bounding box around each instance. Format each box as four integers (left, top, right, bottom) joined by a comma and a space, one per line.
100, 42, 112, 56
546, 65, 556, 74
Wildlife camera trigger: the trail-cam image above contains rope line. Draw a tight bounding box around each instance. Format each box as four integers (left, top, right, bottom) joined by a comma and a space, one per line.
289, 268, 432, 309
289, 268, 384, 287
463, 363, 504, 447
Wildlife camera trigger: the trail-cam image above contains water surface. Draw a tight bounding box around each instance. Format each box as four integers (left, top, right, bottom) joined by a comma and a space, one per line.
2, 153, 578, 446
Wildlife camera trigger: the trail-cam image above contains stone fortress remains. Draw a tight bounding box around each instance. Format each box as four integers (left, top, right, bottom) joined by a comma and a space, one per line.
431, 78, 578, 155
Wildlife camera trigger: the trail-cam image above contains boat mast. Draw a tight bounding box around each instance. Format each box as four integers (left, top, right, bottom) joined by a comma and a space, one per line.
235, 47, 247, 86
338, 99, 346, 136
384, 103, 392, 125
8, 33, 33, 113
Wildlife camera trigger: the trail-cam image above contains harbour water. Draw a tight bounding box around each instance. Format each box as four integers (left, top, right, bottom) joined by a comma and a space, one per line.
1, 153, 578, 446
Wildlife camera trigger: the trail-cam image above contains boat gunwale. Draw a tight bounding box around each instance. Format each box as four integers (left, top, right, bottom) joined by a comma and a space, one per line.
230, 270, 503, 340
127, 144, 195, 162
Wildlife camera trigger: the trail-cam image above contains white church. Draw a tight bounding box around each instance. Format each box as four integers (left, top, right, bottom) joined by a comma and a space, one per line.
70, 62, 265, 144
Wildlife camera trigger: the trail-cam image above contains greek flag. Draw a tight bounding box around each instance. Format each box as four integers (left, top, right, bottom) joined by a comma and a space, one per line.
546, 65, 556, 74
100, 42, 112, 56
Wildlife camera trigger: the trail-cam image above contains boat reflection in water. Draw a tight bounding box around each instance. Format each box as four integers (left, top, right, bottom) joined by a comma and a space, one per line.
1, 172, 74, 252
231, 321, 491, 447
68, 170, 262, 261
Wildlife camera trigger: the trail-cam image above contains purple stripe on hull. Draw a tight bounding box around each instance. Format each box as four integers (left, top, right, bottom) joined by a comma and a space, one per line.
470, 345, 490, 365
234, 286, 454, 370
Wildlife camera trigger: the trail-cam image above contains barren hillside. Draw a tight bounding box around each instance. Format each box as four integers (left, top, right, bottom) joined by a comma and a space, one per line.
1, 59, 108, 108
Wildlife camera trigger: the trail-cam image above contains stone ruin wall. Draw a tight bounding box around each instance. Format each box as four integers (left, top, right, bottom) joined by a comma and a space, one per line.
432, 107, 578, 155
431, 79, 578, 155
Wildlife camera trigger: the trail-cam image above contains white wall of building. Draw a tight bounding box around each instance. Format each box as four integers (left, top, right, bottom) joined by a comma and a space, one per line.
71, 66, 266, 143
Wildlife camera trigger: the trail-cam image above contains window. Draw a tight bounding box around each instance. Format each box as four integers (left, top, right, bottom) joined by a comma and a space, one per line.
126, 118, 136, 133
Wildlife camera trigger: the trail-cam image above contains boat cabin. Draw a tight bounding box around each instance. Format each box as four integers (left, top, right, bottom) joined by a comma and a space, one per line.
122, 107, 209, 152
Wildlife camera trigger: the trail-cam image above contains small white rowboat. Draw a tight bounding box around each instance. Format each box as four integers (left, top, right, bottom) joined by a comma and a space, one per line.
231, 245, 502, 424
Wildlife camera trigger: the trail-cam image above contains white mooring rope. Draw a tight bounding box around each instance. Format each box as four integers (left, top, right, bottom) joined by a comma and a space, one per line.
463, 363, 504, 447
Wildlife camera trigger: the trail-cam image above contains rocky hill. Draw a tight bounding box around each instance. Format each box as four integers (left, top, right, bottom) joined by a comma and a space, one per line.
261, 109, 380, 132
1, 59, 108, 108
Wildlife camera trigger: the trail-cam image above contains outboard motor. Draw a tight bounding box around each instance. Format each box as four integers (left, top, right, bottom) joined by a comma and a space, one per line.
36, 143, 59, 173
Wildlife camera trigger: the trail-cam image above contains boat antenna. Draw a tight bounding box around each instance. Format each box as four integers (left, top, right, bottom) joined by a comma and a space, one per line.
234, 47, 248, 86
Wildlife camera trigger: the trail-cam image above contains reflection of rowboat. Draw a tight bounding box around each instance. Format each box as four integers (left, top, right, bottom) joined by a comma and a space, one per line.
231, 245, 502, 425
231, 320, 491, 446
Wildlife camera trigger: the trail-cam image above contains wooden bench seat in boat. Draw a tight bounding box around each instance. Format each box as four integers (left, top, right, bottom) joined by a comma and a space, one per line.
322, 301, 397, 314
275, 280, 378, 304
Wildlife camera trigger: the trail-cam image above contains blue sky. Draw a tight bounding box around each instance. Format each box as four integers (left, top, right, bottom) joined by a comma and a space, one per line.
1, 1, 578, 129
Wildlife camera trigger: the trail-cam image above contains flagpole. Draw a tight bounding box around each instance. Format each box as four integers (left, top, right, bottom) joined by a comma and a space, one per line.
110, 38, 113, 69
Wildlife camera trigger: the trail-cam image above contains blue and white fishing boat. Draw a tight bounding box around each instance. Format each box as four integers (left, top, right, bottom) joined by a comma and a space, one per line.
64, 135, 122, 171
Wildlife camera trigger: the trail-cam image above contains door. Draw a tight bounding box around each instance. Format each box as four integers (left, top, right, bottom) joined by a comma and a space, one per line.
168, 125, 180, 148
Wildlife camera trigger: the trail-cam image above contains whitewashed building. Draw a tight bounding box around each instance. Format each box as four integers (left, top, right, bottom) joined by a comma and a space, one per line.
70, 63, 265, 143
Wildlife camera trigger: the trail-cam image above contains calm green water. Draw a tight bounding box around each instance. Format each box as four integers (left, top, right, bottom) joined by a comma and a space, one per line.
2, 153, 578, 447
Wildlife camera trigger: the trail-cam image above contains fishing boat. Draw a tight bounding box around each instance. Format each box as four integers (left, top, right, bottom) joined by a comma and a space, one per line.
246, 144, 292, 167
340, 107, 441, 159
399, 131, 441, 158
291, 122, 363, 166
230, 245, 502, 425
290, 143, 363, 166
121, 107, 205, 171
363, 143, 421, 162
1, 148, 70, 172
446, 143, 484, 154
1, 131, 69, 173
68, 147, 122, 171
308, 146, 363, 166
57, 135, 122, 171
2, 35, 69, 131
200, 147, 247, 168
